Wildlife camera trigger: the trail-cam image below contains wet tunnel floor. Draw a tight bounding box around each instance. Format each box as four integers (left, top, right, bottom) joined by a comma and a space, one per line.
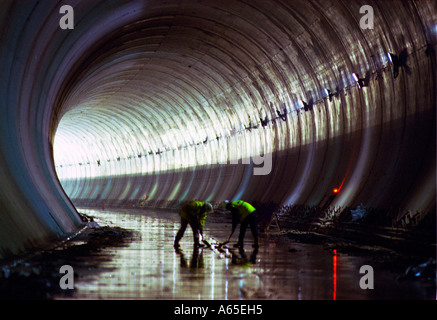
42, 208, 434, 300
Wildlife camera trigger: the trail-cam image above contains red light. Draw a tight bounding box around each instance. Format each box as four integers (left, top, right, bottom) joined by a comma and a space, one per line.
333, 188, 339, 193
144, 195, 147, 198
333, 249, 337, 300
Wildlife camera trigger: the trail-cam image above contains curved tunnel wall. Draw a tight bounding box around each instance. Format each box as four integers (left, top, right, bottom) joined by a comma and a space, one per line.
0, 0, 436, 258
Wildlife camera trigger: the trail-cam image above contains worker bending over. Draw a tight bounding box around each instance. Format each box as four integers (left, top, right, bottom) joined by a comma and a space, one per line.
223, 200, 259, 249
174, 200, 213, 248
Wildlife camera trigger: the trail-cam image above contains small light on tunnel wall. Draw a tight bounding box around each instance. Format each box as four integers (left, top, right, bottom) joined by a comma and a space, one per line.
387, 49, 411, 78
333, 188, 339, 193
352, 72, 370, 88
324, 88, 338, 102
301, 99, 314, 112
386, 52, 393, 63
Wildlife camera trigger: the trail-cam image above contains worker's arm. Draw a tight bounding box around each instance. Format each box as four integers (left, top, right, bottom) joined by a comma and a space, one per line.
198, 211, 207, 233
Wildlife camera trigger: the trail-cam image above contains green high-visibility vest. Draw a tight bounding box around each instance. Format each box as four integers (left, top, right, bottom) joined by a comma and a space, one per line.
179, 200, 207, 229
229, 200, 256, 222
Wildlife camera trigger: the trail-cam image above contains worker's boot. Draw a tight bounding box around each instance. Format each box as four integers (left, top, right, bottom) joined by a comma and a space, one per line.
174, 233, 182, 248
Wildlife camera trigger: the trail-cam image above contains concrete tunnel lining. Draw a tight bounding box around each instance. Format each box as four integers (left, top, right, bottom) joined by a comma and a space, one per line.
0, 0, 436, 259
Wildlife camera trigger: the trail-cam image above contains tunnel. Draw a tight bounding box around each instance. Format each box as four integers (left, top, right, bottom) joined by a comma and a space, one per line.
0, 0, 436, 300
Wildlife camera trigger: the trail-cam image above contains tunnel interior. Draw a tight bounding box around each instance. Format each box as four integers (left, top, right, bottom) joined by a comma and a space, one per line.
0, 0, 436, 261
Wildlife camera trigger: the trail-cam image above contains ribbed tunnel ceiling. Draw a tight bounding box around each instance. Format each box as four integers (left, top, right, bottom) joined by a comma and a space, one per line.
53, 0, 436, 203
0, 0, 436, 258
54, 0, 320, 170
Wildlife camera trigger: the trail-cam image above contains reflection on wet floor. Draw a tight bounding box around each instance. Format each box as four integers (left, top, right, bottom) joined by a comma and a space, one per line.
57, 208, 435, 300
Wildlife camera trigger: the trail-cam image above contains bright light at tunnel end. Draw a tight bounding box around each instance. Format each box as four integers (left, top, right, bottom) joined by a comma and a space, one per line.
54, 142, 273, 179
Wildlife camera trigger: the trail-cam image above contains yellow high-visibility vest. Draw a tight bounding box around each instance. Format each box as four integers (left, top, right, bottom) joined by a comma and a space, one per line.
229, 200, 256, 222
179, 200, 207, 228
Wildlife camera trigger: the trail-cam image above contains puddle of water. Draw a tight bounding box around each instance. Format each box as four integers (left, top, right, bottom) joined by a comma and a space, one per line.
56, 208, 435, 300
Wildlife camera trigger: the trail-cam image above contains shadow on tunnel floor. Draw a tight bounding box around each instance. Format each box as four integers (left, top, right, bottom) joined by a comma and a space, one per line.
0, 224, 137, 300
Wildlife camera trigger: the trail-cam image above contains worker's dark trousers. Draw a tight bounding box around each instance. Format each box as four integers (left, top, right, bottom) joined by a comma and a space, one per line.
238, 211, 258, 247
175, 219, 201, 246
